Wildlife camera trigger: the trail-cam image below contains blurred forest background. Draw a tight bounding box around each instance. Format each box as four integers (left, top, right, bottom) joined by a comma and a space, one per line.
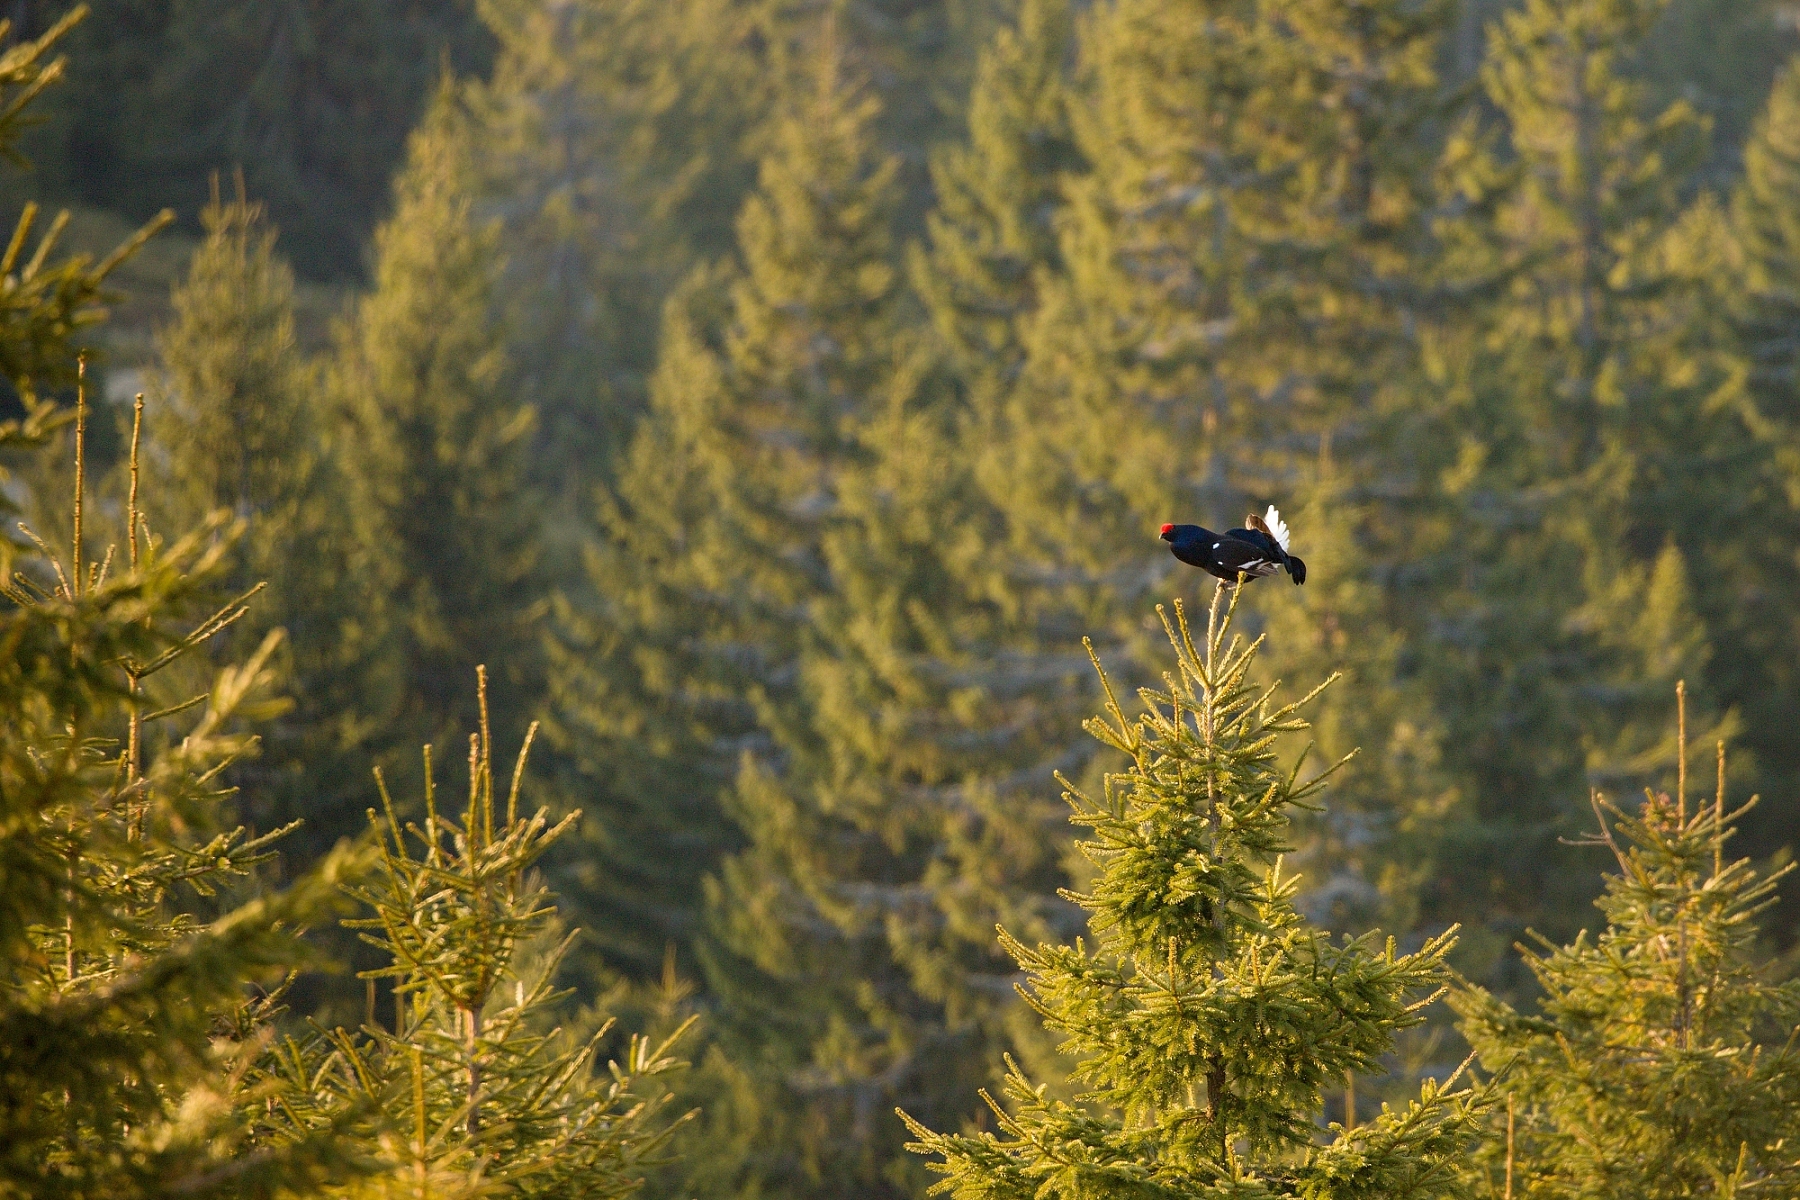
5, 0, 1800, 1195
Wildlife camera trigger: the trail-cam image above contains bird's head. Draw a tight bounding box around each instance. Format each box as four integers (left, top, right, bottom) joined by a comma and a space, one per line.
1159, 523, 1175, 542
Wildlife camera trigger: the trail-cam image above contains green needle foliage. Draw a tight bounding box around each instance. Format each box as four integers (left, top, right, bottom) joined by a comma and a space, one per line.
1454, 694, 1800, 1199
903, 589, 1486, 1200
0, 394, 369, 1199
254, 669, 695, 1199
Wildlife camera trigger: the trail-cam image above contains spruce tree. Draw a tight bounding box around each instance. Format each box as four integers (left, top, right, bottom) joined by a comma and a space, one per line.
416, 0, 1004, 493
329, 81, 541, 765
903, 591, 1486, 1199
152, 178, 312, 541
684, 322, 1081, 1200
458, 0, 770, 483
551, 19, 901, 977
1219, 0, 1488, 943
1454, 691, 1800, 1198
1733, 58, 1800, 406
149, 176, 386, 862
949, 0, 1487, 950
560, 26, 1084, 1196
253, 672, 695, 1198
0, 392, 369, 1198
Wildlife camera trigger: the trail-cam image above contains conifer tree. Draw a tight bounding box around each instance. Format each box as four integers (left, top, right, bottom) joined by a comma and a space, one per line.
414, 0, 1003, 493
330, 82, 541, 763
904, 591, 1486, 1199
551, 20, 901, 976
0, 391, 370, 1198
149, 177, 386, 858
458, 0, 770, 483
252, 672, 695, 1198
682, 334, 1083, 1200
1454, 691, 1800, 1198
153, 178, 312, 541
1733, 58, 1800, 407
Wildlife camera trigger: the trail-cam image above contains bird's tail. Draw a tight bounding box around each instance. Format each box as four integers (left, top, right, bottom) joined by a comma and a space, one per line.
1287, 555, 1306, 585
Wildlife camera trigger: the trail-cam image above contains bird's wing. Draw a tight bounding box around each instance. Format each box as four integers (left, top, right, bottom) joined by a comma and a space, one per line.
1262, 505, 1291, 552
1213, 536, 1280, 575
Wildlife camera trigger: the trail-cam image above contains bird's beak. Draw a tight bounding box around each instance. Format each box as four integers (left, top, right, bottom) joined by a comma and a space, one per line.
1158, 523, 1175, 541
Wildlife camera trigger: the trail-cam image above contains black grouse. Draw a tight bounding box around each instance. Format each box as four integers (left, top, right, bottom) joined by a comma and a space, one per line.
1160, 506, 1307, 586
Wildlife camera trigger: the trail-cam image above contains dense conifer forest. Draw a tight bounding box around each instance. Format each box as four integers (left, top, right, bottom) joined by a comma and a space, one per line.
4, 1, 1800, 1196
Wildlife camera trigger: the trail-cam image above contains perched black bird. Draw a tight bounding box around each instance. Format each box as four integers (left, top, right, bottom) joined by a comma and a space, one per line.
1160, 505, 1307, 586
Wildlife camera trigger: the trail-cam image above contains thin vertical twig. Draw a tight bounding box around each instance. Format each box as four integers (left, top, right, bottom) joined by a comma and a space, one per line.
66, 355, 90, 983
63, 854, 75, 986
467, 734, 481, 849
1714, 740, 1726, 878
1674, 686, 1693, 1047
1504, 1093, 1515, 1200
413, 1044, 428, 1188
70, 353, 86, 598
476, 664, 493, 844
126, 395, 145, 838
505, 722, 537, 830
127, 393, 143, 570
1676, 679, 1688, 825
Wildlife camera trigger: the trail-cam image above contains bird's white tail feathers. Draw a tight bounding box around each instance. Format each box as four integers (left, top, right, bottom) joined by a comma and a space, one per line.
1263, 505, 1291, 552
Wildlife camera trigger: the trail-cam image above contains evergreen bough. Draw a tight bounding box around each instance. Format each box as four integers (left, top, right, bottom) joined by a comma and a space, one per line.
903, 589, 1485, 1199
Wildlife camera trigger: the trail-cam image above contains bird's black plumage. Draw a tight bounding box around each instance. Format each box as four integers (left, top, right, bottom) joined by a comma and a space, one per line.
1160, 506, 1306, 586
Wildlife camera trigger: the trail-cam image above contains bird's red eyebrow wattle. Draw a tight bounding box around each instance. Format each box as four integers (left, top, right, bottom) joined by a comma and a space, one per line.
1159, 523, 1174, 536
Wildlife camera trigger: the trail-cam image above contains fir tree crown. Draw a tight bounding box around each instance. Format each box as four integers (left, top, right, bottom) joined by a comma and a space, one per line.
904, 587, 1486, 1199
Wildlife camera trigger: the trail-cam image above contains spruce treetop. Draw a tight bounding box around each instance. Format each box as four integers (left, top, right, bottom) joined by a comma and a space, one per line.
1455, 692, 1800, 1199
253, 670, 695, 1198
904, 588, 1485, 1199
